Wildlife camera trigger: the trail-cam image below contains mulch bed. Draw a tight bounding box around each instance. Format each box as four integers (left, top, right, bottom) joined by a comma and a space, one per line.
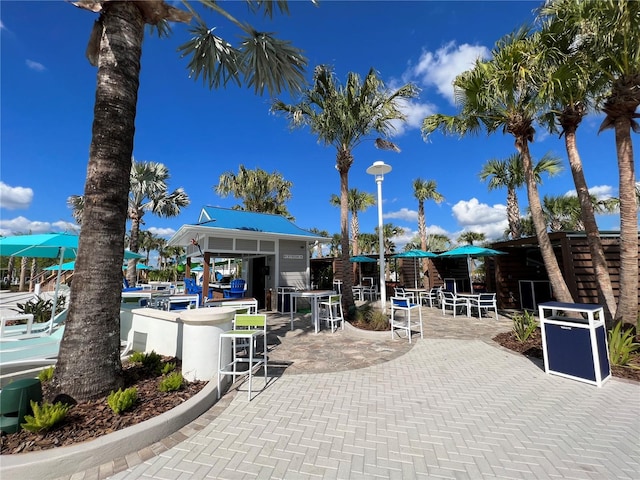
0, 358, 206, 454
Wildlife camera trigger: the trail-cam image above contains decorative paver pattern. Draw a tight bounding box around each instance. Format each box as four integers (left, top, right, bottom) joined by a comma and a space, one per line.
102, 308, 640, 480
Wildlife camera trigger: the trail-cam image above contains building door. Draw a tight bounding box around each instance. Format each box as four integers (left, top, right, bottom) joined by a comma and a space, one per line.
252, 256, 267, 310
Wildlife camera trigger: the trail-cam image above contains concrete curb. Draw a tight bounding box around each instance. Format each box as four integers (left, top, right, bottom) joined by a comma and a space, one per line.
0, 380, 220, 480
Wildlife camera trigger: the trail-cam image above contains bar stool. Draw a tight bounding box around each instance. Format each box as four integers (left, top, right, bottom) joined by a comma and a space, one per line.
217, 313, 267, 401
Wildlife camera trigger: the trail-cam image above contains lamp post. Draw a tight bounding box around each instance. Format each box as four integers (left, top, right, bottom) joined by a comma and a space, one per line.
366, 160, 392, 312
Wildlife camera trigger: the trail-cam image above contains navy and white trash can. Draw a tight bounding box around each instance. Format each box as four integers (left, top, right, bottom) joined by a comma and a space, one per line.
538, 301, 611, 387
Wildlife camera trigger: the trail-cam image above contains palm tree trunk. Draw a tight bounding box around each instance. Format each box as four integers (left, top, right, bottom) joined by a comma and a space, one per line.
506, 187, 521, 239
519, 140, 573, 303
18, 256, 28, 292
53, 2, 143, 401
612, 117, 639, 326
337, 166, 355, 316
418, 201, 428, 279
564, 128, 617, 323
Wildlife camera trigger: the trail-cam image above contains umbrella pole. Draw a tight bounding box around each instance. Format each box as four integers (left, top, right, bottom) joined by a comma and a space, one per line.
49, 247, 64, 334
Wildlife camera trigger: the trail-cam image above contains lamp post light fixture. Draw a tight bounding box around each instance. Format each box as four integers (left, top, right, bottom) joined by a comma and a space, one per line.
366, 160, 392, 312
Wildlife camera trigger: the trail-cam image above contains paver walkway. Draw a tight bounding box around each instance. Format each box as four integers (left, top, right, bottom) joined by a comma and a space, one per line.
102, 308, 640, 480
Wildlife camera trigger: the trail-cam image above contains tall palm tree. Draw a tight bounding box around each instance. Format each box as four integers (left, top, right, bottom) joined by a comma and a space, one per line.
69, 160, 190, 286
479, 153, 562, 239
422, 28, 574, 305
272, 65, 418, 313
534, 5, 617, 322
412, 178, 444, 273
539, 0, 638, 325
55, 1, 309, 401
215, 165, 294, 220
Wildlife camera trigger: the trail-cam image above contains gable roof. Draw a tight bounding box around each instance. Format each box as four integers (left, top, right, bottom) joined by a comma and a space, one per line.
168, 206, 328, 253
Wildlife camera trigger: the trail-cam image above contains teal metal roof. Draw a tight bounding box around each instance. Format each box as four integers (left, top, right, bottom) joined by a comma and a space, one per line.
197, 207, 320, 238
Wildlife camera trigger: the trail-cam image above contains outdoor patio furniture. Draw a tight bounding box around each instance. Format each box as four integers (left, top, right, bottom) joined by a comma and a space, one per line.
224, 279, 246, 299
394, 286, 416, 303
1, 309, 68, 339
420, 287, 441, 308
441, 291, 469, 317
319, 294, 344, 333
0, 377, 42, 434
390, 296, 423, 343
352, 286, 363, 301
469, 293, 498, 318
217, 313, 268, 401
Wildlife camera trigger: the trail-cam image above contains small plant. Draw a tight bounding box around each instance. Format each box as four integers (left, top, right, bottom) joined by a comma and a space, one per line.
129, 351, 164, 374
14, 296, 66, 324
129, 351, 146, 363
38, 366, 55, 383
512, 310, 538, 342
21, 400, 71, 433
368, 309, 390, 331
608, 322, 640, 367
107, 387, 138, 414
161, 362, 176, 375
159, 371, 184, 392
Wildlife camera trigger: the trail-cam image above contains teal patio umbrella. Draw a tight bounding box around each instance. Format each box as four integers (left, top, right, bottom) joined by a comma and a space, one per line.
438, 245, 506, 293
0, 233, 144, 332
349, 255, 377, 285
392, 250, 437, 288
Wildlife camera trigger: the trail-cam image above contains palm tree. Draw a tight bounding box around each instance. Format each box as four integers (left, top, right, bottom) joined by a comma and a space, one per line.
479, 153, 562, 239
330, 189, 375, 257
69, 160, 190, 287
426, 233, 452, 253
54, 1, 309, 401
422, 28, 574, 305
357, 233, 378, 254
412, 178, 444, 272
457, 232, 485, 245
539, 0, 638, 325
328, 233, 342, 258
272, 65, 418, 313
215, 165, 294, 220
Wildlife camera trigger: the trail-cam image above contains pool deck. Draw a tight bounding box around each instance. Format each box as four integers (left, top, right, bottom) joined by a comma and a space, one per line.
3, 304, 639, 480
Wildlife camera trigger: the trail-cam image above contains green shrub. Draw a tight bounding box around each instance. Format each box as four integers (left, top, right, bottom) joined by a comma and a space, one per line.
107, 387, 138, 414
512, 310, 538, 342
129, 351, 164, 374
14, 296, 66, 324
38, 366, 55, 383
608, 322, 640, 367
158, 371, 184, 392
161, 362, 176, 375
368, 310, 390, 330
21, 400, 71, 433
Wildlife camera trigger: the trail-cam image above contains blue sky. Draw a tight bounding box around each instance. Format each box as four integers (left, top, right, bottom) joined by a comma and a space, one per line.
0, 1, 628, 253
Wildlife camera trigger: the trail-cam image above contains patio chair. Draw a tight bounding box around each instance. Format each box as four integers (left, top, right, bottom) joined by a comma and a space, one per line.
390, 296, 423, 343
1, 309, 68, 339
362, 285, 378, 301
0, 377, 42, 434
319, 294, 344, 332
218, 313, 267, 401
419, 287, 441, 308
469, 293, 498, 319
352, 286, 363, 301
122, 278, 143, 293
441, 291, 469, 318
224, 279, 246, 299
394, 286, 416, 303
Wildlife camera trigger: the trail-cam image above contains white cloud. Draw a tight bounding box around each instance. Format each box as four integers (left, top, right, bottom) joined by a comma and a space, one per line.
564, 184, 615, 200
0, 216, 71, 237
390, 98, 437, 136
26, 59, 46, 72
384, 207, 417, 222
148, 227, 176, 237
451, 198, 508, 241
410, 42, 490, 104
0, 182, 33, 210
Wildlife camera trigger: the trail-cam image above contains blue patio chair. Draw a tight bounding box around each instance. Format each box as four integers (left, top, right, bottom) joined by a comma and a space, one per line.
122, 278, 143, 293
183, 278, 202, 295
224, 279, 246, 299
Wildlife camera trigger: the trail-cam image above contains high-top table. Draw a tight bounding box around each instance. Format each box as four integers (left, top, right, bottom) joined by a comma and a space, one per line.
289, 290, 335, 333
